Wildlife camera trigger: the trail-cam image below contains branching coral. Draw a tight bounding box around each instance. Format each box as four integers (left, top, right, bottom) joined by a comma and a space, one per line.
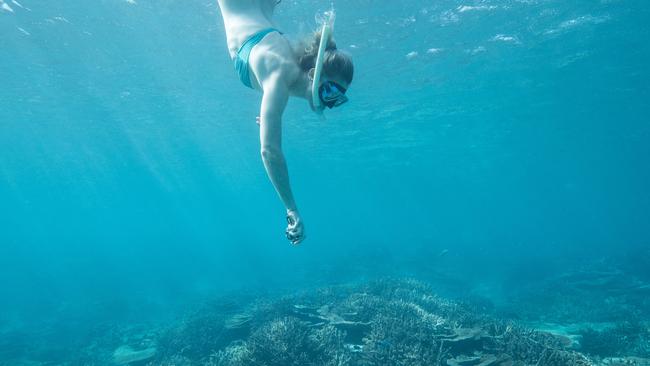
214, 317, 349, 366
148, 278, 644, 366
361, 299, 445, 365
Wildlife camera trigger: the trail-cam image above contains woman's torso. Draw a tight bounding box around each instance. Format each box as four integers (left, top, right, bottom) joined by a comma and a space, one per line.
217, 0, 300, 91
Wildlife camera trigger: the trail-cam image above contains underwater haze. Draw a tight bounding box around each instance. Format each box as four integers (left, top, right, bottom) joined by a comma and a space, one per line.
1, 0, 649, 365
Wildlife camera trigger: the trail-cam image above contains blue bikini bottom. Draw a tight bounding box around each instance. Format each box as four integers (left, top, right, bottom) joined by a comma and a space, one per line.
234, 28, 281, 88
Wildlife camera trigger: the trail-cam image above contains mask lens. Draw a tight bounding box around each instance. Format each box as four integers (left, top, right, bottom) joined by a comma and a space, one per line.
318, 81, 348, 109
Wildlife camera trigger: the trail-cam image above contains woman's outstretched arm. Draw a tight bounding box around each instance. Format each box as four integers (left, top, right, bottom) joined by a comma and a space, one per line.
259, 73, 296, 212
258, 73, 305, 244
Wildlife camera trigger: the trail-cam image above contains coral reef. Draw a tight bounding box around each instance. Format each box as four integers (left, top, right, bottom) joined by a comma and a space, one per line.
504, 263, 650, 325
149, 278, 600, 366
580, 322, 650, 358
502, 259, 650, 360
154, 299, 245, 361
112, 345, 156, 365
4, 276, 647, 365
595, 357, 650, 366
215, 317, 349, 366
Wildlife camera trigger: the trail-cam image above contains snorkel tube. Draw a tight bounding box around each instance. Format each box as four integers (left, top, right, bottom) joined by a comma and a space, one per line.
311, 11, 335, 111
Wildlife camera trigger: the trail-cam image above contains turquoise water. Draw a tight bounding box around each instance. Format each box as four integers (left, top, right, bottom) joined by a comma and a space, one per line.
1, 0, 649, 364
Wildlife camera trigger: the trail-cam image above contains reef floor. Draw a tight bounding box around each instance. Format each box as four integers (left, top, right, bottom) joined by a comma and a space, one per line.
2, 277, 649, 366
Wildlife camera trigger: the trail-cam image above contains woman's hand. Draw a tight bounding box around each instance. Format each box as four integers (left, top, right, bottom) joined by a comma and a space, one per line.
286, 210, 305, 245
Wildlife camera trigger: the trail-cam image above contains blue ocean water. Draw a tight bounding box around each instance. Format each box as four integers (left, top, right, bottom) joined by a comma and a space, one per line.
1, 0, 649, 364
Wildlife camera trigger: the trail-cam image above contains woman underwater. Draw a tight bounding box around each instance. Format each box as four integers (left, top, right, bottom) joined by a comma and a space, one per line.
216, 0, 354, 245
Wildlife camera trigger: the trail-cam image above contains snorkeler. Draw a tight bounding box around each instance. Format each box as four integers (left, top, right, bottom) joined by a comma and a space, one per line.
216, 0, 354, 245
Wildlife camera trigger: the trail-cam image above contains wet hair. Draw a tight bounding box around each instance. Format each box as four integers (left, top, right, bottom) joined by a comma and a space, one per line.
297, 30, 354, 84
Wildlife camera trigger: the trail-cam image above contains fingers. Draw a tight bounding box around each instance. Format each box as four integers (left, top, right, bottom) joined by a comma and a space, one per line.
285, 211, 304, 245
291, 235, 305, 245
287, 232, 304, 245
256, 116, 260, 126
285, 225, 304, 245
285, 227, 301, 239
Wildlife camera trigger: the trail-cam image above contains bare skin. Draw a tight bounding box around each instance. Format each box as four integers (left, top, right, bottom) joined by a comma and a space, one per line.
217, 0, 349, 245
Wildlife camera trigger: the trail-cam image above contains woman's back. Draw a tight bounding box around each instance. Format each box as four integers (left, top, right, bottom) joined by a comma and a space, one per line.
217, 0, 277, 57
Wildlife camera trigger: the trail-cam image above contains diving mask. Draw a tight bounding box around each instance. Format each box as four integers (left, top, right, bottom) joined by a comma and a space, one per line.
318, 81, 348, 109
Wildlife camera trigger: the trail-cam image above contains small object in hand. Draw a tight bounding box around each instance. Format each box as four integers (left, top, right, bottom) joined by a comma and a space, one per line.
285, 211, 304, 245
